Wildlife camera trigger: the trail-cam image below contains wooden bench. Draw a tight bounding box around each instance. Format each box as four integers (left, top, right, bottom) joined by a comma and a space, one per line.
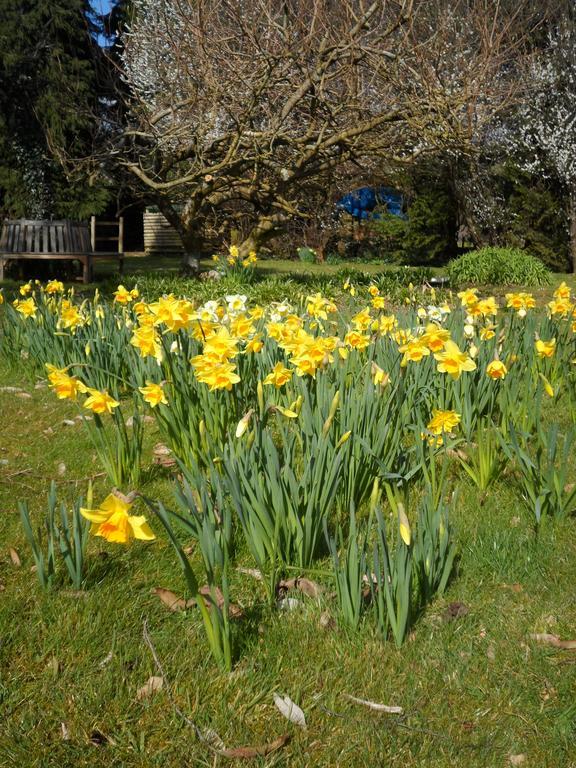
0, 219, 124, 284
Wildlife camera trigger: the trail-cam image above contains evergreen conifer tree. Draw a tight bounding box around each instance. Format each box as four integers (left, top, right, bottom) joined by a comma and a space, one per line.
0, 0, 108, 218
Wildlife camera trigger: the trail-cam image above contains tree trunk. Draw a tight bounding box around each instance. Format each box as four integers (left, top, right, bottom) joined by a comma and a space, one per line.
570, 184, 576, 274
238, 213, 286, 256
157, 200, 204, 273
178, 228, 205, 273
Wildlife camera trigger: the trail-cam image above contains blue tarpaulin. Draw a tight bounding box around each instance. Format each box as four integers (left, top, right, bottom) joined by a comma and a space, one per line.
335, 186, 405, 220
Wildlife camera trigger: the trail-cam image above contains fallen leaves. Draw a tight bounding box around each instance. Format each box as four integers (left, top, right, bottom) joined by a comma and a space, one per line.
442, 601, 469, 621
136, 675, 164, 700
8, 547, 21, 567
529, 633, 576, 650
152, 585, 243, 618
277, 577, 323, 600
273, 694, 307, 728
196, 585, 244, 619
152, 443, 176, 468
508, 754, 527, 766
343, 693, 403, 715
152, 587, 189, 612
220, 734, 291, 759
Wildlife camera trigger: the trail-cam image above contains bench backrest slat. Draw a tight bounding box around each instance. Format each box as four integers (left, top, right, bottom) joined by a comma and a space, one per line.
0, 219, 92, 254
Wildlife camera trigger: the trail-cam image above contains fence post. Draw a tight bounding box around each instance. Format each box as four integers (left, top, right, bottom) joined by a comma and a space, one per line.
118, 216, 124, 253
90, 216, 96, 252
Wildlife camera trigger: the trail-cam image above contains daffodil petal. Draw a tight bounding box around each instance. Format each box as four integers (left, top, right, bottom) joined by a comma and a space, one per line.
128, 516, 156, 541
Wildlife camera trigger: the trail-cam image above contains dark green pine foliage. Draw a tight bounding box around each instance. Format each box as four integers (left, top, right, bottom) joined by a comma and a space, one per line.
499, 166, 570, 272
0, 0, 109, 219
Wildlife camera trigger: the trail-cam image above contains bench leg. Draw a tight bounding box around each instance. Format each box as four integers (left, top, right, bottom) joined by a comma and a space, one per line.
82, 258, 92, 284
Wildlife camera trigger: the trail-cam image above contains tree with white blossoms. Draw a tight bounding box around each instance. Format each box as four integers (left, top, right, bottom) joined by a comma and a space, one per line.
508, 8, 576, 272
90, 0, 542, 266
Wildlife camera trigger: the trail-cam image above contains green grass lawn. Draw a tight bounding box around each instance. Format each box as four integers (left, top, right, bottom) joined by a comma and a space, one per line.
1, 357, 575, 767
2, 253, 575, 308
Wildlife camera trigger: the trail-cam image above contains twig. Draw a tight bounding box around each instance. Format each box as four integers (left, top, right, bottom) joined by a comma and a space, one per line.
143, 619, 222, 755
0, 468, 33, 481
142, 620, 291, 761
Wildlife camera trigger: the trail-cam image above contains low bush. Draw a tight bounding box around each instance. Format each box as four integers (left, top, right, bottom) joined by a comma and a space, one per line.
447, 247, 551, 287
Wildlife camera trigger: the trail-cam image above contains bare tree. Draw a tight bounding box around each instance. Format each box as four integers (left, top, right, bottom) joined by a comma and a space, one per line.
502, 5, 576, 271
97, 0, 543, 266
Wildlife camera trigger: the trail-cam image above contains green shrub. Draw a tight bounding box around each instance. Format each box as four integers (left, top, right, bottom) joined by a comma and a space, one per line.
369, 190, 457, 266
297, 246, 317, 264
447, 247, 551, 287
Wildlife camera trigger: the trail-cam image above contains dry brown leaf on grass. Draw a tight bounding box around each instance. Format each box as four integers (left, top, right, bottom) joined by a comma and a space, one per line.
9, 547, 21, 567
443, 601, 469, 621
273, 694, 307, 728
220, 734, 291, 759
152, 587, 188, 612
196, 585, 244, 619
152, 586, 244, 618
343, 693, 403, 715
152, 443, 177, 468
508, 754, 527, 766
136, 675, 164, 700
530, 633, 576, 650
277, 576, 323, 599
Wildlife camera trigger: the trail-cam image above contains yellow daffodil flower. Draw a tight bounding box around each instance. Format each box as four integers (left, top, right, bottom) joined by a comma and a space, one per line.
81, 493, 155, 544
83, 388, 120, 415
139, 382, 168, 408
434, 340, 476, 379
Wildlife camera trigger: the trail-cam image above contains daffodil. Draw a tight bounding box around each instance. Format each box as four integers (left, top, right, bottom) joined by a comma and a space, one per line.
130, 325, 162, 360
194, 359, 240, 391
371, 362, 390, 388
13, 298, 37, 318
486, 360, 507, 379
45, 280, 64, 294
344, 330, 370, 350
81, 492, 155, 544
83, 388, 120, 414
399, 338, 430, 366
139, 381, 168, 408
427, 409, 461, 436
434, 341, 476, 379
264, 362, 292, 388
45, 364, 84, 400
535, 338, 556, 358
113, 285, 134, 304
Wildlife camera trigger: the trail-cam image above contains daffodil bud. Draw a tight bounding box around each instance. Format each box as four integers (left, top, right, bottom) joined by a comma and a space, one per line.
276, 405, 298, 419
322, 390, 340, 436
398, 503, 411, 547
290, 394, 303, 415
235, 409, 254, 438
369, 477, 380, 516
335, 430, 352, 449
257, 379, 264, 414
